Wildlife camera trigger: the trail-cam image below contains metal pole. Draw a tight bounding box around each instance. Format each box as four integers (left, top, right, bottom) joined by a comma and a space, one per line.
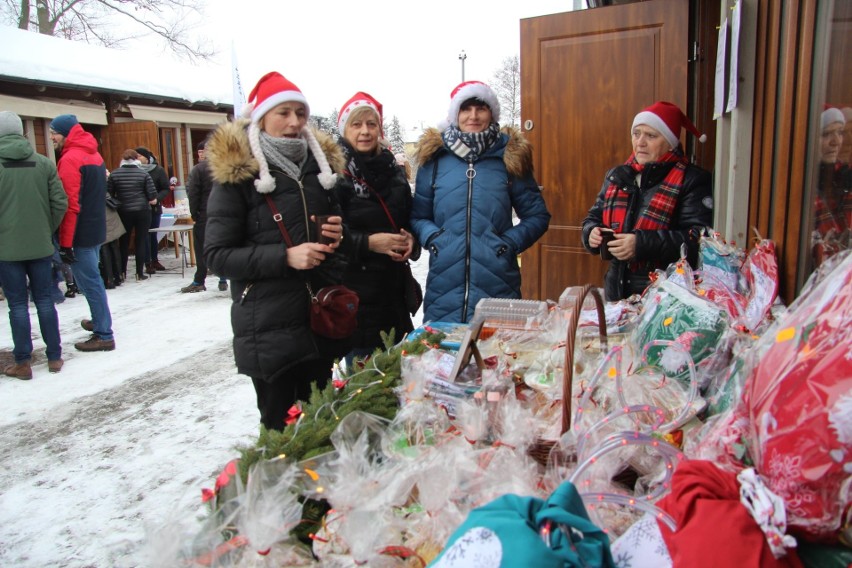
459, 50, 467, 82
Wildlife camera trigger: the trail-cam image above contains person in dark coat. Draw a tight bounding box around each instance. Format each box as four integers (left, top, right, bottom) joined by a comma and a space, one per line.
204, 71, 348, 432
181, 140, 228, 293
412, 80, 551, 323
135, 146, 170, 274
335, 92, 419, 365
582, 101, 714, 301
108, 149, 157, 281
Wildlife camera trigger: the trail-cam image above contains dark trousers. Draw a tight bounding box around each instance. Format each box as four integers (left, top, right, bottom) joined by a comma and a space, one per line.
99, 240, 122, 286
118, 208, 152, 277
250, 358, 332, 431
147, 210, 162, 263
192, 221, 208, 284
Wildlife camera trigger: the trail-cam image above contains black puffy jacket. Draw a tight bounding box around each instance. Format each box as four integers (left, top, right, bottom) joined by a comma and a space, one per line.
107, 164, 157, 212
204, 120, 348, 383
336, 146, 419, 350
582, 158, 713, 301
140, 162, 170, 214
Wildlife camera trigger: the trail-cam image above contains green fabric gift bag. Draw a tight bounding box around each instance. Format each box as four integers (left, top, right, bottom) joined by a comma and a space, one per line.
429, 481, 615, 568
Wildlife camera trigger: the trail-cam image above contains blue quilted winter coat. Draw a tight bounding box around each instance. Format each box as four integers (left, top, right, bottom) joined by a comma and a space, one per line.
412, 127, 550, 323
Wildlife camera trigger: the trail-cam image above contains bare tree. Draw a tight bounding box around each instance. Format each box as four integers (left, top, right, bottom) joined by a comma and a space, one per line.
491, 55, 521, 127
1, 0, 214, 61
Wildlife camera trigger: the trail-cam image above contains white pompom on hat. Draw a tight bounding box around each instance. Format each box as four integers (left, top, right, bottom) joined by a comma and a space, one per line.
240, 71, 336, 193
821, 106, 846, 131
632, 101, 707, 149
441, 80, 501, 129
338, 91, 383, 135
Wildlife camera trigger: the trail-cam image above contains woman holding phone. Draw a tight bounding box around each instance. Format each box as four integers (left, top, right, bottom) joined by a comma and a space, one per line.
582, 101, 713, 301
204, 72, 348, 431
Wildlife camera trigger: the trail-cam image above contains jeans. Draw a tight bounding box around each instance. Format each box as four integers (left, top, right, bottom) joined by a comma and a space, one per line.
70, 245, 114, 340
0, 256, 62, 363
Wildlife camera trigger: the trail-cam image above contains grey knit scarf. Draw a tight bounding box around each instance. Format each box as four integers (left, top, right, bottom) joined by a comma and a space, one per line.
258, 130, 307, 181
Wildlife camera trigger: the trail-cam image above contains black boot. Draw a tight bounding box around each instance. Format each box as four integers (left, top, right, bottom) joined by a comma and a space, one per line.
64, 283, 79, 298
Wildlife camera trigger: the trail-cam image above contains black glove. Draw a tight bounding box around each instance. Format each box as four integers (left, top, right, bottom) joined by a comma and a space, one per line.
59, 247, 76, 264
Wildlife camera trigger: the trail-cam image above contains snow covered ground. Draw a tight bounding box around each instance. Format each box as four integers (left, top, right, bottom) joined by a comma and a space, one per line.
0, 250, 428, 567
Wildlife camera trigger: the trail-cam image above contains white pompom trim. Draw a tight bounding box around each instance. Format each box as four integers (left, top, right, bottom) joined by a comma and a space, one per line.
698, 133, 708, 143
248, 122, 276, 194
302, 128, 337, 190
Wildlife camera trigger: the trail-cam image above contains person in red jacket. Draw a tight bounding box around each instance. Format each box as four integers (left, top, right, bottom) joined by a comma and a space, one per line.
50, 114, 116, 352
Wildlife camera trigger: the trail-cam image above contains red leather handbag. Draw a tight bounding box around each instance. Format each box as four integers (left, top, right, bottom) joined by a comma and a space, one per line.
308, 283, 359, 339
264, 195, 359, 339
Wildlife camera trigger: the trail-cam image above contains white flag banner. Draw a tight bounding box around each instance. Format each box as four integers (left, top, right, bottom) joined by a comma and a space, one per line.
231, 42, 246, 119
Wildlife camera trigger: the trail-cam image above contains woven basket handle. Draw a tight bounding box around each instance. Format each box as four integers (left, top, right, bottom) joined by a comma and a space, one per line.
561, 284, 607, 434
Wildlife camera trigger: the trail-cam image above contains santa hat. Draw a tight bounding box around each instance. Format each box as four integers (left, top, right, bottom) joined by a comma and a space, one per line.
240, 71, 336, 193
442, 80, 501, 129
821, 105, 846, 131
632, 101, 707, 149
337, 91, 383, 135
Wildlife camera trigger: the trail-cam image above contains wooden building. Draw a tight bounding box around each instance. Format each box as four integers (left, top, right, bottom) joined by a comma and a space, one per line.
519, 0, 850, 305
0, 26, 233, 184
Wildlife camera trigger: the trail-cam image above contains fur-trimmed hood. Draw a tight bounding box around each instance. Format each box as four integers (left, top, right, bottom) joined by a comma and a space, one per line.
412, 125, 534, 178
205, 118, 346, 187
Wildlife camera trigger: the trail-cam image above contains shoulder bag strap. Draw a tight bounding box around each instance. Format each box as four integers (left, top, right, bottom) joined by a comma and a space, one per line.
342, 171, 398, 232
264, 194, 294, 247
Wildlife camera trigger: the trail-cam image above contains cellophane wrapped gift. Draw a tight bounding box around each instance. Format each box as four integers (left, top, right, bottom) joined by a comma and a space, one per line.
629, 279, 728, 388
699, 231, 744, 293
741, 251, 852, 542
738, 237, 780, 333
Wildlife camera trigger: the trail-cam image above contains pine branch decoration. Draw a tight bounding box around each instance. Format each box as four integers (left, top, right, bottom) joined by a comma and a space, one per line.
237, 329, 445, 481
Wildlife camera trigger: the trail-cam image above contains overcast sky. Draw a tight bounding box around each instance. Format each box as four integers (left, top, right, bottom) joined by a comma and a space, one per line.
197, 0, 574, 131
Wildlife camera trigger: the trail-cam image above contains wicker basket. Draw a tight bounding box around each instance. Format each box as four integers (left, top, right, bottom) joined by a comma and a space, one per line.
528, 284, 608, 467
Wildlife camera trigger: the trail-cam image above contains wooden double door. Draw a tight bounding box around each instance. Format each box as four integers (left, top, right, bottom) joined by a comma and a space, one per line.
519, 0, 689, 302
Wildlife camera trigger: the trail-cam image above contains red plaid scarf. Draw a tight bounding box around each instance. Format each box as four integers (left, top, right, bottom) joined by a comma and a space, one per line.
603, 151, 688, 232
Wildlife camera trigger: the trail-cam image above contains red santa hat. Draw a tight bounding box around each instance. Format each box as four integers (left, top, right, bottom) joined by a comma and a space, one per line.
240, 71, 336, 193
441, 80, 501, 129
821, 105, 846, 131
632, 101, 707, 149
337, 91, 383, 135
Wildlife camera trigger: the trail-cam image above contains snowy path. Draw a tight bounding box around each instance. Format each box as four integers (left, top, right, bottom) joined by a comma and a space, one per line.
0, 253, 428, 566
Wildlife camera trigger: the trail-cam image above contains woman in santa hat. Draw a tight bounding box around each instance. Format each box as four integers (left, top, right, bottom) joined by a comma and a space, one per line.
412, 81, 551, 324
582, 101, 713, 301
334, 92, 419, 365
203, 71, 348, 432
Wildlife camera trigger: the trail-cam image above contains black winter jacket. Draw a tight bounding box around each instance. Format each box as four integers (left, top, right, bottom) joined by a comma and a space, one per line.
186, 159, 213, 224
336, 147, 419, 350
108, 164, 157, 212
582, 158, 713, 301
204, 121, 348, 383
140, 162, 170, 214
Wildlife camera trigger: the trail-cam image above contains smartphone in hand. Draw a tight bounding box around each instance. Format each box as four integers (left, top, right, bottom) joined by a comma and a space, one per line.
315, 215, 335, 245
599, 228, 615, 260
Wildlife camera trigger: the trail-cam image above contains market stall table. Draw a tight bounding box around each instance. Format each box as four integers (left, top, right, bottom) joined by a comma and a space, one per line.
149, 222, 195, 278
